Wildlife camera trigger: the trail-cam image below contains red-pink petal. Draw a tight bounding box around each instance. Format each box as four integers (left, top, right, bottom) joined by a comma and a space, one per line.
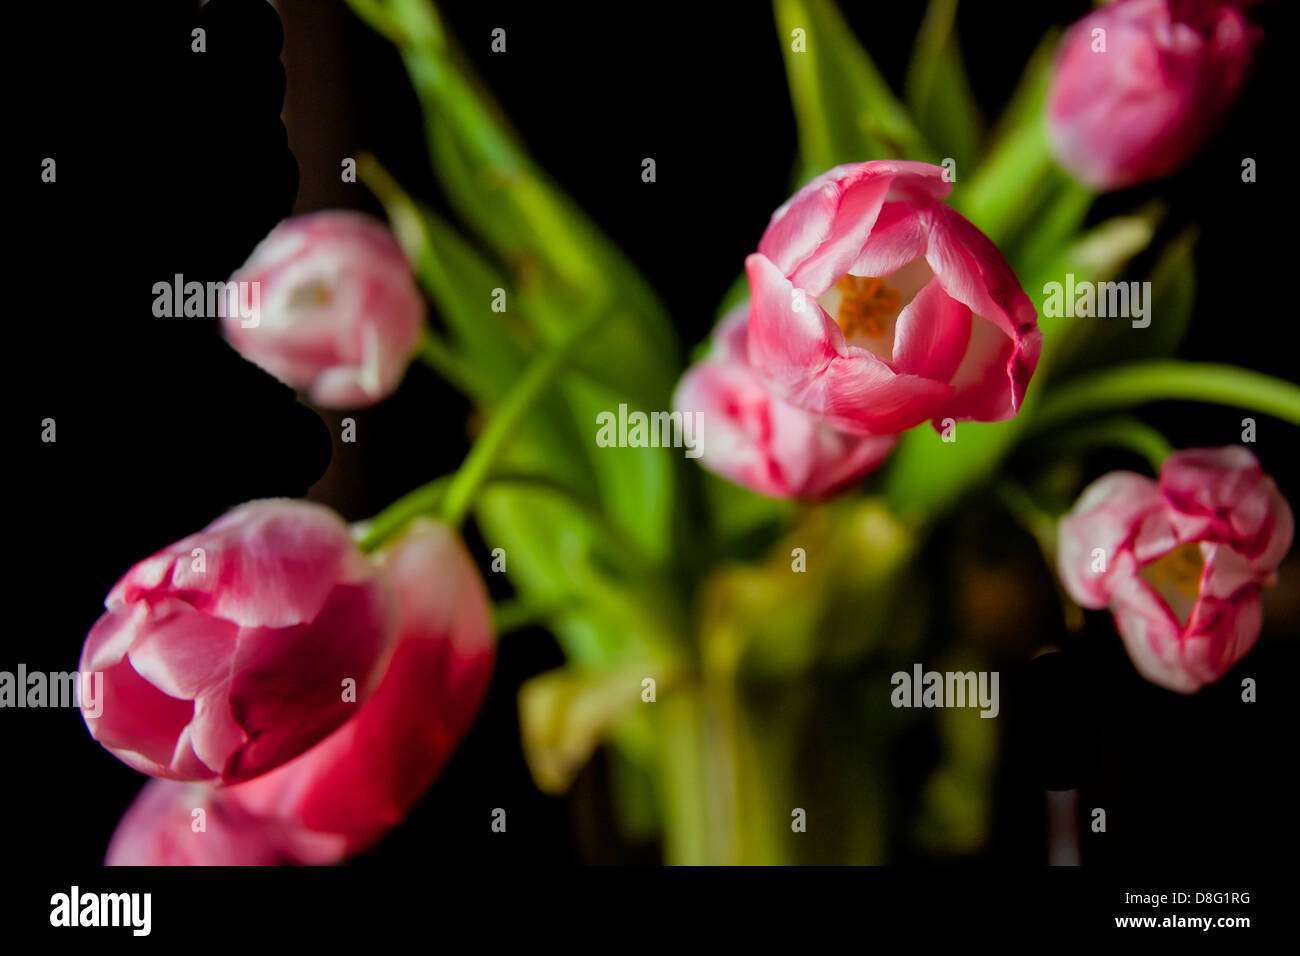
1159, 446, 1294, 565
79, 500, 397, 784
223, 211, 424, 410
674, 307, 895, 498
924, 205, 1041, 420
1058, 471, 1164, 608
222, 521, 494, 860
891, 279, 971, 383
745, 253, 952, 435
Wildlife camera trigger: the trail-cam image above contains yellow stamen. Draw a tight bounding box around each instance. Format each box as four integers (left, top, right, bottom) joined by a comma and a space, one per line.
1139, 542, 1204, 625
834, 275, 900, 339
288, 281, 334, 310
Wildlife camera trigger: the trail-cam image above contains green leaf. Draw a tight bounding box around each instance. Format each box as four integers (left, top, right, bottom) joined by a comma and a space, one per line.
774, 0, 935, 176
1031, 362, 1300, 433
1050, 227, 1199, 379
952, 29, 1063, 246
359, 155, 526, 399
905, 0, 983, 165
518, 661, 675, 794
698, 499, 914, 680
1012, 176, 1094, 280
1036, 204, 1165, 375
346, 0, 679, 408
349, 1, 700, 666
1140, 227, 1199, 357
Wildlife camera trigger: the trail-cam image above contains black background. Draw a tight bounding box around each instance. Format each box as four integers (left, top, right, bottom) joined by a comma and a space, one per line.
5, 0, 1296, 927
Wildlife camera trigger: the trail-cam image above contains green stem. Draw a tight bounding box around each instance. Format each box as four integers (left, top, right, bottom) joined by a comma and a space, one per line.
1034, 416, 1173, 474
995, 478, 1058, 560
492, 594, 582, 635
416, 330, 495, 398
440, 310, 602, 528
358, 476, 450, 553
358, 468, 634, 558
1030, 362, 1300, 434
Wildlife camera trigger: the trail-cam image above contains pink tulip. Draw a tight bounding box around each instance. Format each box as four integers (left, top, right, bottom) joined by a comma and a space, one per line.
1046, 0, 1261, 191
223, 211, 425, 409
1058, 447, 1292, 693
105, 779, 342, 866
674, 304, 896, 498
221, 520, 494, 861
745, 161, 1040, 436
80, 500, 397, 784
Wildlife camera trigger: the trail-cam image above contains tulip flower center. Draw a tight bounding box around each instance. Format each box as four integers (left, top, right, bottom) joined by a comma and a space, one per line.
820, 256, 940, 358
1139, 542, 1204, 627
287, 281, 334, 310
832, 274, 899, 336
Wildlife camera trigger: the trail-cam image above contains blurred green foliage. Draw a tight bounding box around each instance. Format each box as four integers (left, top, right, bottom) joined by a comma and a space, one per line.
347, 0, 1300, 864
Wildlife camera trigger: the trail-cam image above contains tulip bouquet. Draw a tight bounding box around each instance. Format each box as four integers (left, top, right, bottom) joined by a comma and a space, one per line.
82, 0, 1297, 866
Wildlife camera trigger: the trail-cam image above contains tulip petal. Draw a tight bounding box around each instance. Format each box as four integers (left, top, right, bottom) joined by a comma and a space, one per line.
222, 581, 394, 783
924, 205, 1041, 418
1110, 572, 1196, 693
178, 500, 371, 629
223, 521, 494, 859
763, 162, 952, 297
1159, 447, 1294, 564
892, 279, 971, 383
746, 253, 951, 435
125, 600, 238, 699
846, 201, 929, 279
81, 500, 397, 785
786, 174, 893, 296
1181, 592, 1261, 691
1058, 471, 1164, 608
87, 658, 196, 771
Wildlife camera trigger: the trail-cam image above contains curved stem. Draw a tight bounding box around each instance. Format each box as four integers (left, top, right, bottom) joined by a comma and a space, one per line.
359, 464, 651, 571
994, 479, 1058, 560
1033, 416, 1173, 474
416, 329, 494, 398
440, 310, 603, 528
358, 476, 450, 553
493, 594, 582, 635
1031, 362, 1300, 434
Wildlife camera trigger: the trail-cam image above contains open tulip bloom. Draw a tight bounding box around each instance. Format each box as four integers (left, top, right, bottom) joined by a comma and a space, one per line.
67, 0, 1300, 869
80, 500, 398, 784
745, 161, 1041, 436
101, 519, 494, 865
1059, 447, 1292, 694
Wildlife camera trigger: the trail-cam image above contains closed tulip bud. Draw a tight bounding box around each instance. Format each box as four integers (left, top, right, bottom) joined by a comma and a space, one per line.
221, 519, 495, 861
1058, 447, 1292, 693
1046, 0, 1261, 191
80, 500, 397, 783
746, 161, 1040, 436
674, 303, 896, 498
223, 211, 425, 408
